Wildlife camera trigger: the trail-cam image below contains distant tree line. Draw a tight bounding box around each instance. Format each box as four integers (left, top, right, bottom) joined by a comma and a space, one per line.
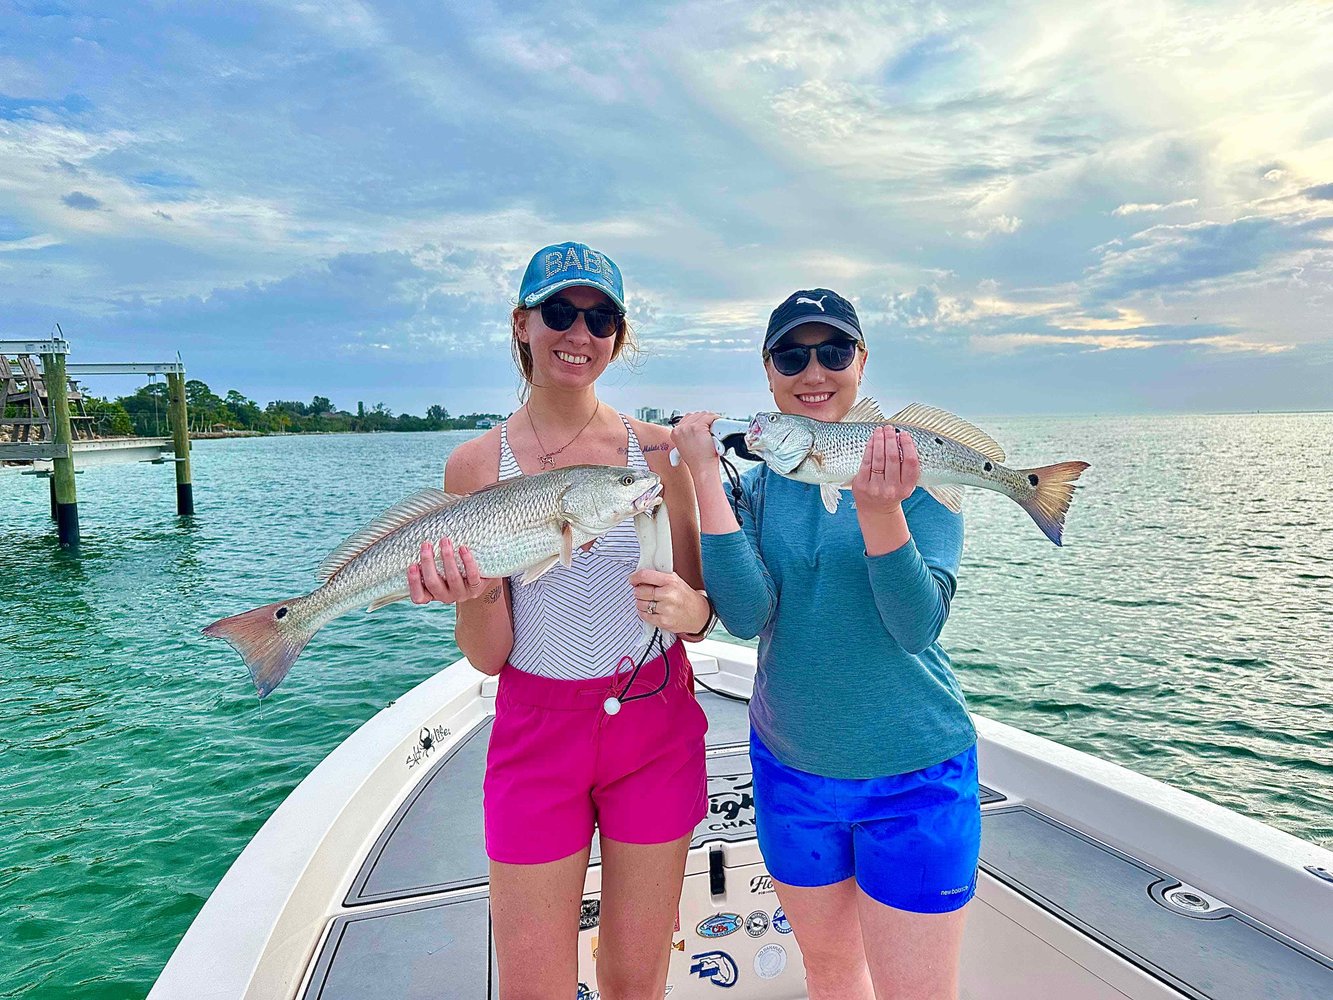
73, 379, 503, 437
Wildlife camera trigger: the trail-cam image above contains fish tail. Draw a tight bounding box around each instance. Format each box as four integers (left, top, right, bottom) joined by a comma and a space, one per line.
202, 597, 317, 698
1015, 461, 1091, 545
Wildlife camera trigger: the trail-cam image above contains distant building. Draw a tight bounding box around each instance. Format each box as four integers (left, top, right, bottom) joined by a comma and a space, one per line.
475, 417, 498, 429
635, 406, 667, 424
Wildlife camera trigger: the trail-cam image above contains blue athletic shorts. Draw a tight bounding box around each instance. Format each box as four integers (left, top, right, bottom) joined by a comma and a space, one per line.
749, 731, 981, 914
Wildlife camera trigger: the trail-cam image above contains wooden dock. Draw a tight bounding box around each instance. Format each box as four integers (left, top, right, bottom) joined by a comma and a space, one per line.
2, 335, 194, 546
0, 436, 174, 472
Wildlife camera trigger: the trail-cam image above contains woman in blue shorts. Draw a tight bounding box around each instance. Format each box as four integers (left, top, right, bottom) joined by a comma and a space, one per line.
673, 288, 979, 999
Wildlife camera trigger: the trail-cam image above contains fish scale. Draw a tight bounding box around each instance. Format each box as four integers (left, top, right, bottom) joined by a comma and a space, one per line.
796, 421, 1034, 500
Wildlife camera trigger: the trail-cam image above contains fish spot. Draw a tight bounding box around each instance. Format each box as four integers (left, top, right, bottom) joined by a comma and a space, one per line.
275, 607, 289, 620
983, 461, 993, 472
1028, 473, 1039, 485
934, 437, 943, 445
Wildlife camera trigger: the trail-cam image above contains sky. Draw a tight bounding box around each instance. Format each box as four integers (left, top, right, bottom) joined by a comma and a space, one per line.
2, 0, 1331, 418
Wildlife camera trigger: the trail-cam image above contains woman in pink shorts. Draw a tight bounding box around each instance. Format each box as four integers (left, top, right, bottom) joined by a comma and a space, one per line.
406, 241, 714, 1000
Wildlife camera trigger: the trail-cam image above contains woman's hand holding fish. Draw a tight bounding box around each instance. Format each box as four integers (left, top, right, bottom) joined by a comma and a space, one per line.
853, 426, 918, 556
408, 539, 494, 606
630, 568, 711, 636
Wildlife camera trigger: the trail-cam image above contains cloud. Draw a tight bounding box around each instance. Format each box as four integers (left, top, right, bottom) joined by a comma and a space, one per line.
60, 190, 102, 210
1085, 213, 1333, 301
965, 214, 1023, 240
0, 233, 61, 252
1112, 199, 1199, 216
109, 246, 509, 354
1302, 183, 1333, 201
969, 330, 1291, 354
0, 92, 92, 122
131, 170, 201, 198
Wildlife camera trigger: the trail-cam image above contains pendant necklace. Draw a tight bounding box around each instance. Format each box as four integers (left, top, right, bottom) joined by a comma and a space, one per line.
526, 402, 600, 469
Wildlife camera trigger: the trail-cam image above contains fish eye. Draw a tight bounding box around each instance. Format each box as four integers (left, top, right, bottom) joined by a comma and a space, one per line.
621, 474, 635, 486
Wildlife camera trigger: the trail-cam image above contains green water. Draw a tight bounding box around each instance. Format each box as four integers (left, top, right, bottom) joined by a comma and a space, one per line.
2, 415, 1331, 999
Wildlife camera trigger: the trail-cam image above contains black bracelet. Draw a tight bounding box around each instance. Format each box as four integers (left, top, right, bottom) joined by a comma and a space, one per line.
681, 592, 718, 640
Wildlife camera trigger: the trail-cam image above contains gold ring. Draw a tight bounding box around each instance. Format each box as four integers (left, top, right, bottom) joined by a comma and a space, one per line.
648, 600, 658, 615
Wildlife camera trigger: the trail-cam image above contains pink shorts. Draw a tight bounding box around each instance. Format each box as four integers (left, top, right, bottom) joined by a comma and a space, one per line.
484, 639, 709, 865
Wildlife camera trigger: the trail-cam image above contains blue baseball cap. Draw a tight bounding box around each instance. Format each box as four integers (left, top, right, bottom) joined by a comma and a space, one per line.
518, 241, 626, 312
764, 288, 863, 352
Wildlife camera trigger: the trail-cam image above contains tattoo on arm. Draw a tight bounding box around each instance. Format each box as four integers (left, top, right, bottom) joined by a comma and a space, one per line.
641, 443, 671, 453
483, 586, 501, 605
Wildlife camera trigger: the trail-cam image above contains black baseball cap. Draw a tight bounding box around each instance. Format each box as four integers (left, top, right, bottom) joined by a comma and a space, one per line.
764, 288, 863, 352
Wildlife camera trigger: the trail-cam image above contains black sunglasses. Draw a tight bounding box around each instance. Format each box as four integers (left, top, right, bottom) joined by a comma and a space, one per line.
767, 338, 859, 376
539, 298, 624, 339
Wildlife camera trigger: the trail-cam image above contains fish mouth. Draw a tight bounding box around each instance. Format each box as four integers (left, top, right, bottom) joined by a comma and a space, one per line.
633, 482, 663, 512
745, 419, 764, 452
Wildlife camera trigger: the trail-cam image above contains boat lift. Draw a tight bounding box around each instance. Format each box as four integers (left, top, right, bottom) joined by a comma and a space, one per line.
1, 335, 195, 548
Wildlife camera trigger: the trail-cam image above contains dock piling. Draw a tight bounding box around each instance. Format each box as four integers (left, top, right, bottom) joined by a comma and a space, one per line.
42, 350, 79, 547
166, 371, 194, 515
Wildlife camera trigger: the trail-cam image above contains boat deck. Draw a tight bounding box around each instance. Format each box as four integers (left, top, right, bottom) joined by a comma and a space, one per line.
295, 684, 1333, 999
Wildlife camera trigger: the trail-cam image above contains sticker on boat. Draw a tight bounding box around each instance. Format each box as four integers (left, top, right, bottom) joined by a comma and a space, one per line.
755, 943, 787, 980
750, 874, 775, 894
689, 950, 739, 988
696, 912, 742, 938
580, 898, 600, 930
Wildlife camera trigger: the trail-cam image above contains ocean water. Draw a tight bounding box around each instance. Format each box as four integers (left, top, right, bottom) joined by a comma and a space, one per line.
1, 414, 1330, 999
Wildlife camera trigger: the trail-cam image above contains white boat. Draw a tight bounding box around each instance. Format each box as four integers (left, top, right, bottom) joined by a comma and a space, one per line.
151, 639, 1333, 999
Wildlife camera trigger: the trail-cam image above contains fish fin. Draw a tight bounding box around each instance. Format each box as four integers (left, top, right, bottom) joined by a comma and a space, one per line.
923, 485, 964, 514
764, 448, 805, 475
465, 479, 512, 496
202, 597, 316, 699
367, 589, 411, 612
652, 501, 673, 572
888, 403, 1006, 463
1015, 461, 1091, 545
763, 427, 814, 475
819, 483, 842, 514
559, 522, 575, 567
318, 488, 464, 583
842, 397, 886, 423
516, 554, 561, 585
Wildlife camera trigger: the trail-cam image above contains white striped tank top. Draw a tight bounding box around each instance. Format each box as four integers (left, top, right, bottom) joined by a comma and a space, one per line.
499, 415, 677, 680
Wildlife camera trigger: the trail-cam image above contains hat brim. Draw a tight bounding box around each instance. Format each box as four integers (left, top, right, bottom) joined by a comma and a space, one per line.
763, 316, 863, 352
523, 277, 626, 312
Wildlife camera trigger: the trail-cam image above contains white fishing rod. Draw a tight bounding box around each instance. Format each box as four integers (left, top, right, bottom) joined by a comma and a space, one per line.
666, 416, 757, 467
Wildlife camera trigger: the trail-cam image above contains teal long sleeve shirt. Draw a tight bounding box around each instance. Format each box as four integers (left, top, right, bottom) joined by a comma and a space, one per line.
700, 466, 975, 779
